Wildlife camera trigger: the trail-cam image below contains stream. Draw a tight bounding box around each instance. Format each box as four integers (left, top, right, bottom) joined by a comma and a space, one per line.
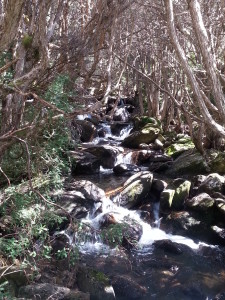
66, 119, 225, 300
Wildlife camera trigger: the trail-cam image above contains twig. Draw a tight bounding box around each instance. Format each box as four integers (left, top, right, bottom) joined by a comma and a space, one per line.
0, 167, 11, 186
0, 264, 14, 279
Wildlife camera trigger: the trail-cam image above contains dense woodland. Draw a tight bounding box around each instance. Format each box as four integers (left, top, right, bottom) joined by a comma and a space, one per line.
0, 0, 225, 299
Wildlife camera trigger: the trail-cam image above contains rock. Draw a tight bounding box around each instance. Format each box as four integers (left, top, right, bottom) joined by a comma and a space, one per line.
211, 226, 225, 245
112, 275, 147, 299
153, 239, 183, 254
116, 171, 153, 208
208, 150, 225, 174
122, 125, 160, 148
213, 292, 225, 300
186, 193, 215, 212
131, 150, 154, 164
160, 189, 175, 210
58, 181, 106, 218
76, 120, 97, 142
113, 163, 140, 176
152, 138, 164, 150
165, 150, 209, 176
172, 180, 191, 210
70, 151, 100, 175
151, 179, 168, 195
101, 219, 143, 250
18, 283, 88, 300
113, 107, 130, 122
215, 199, 225, 217
166, 137, 195, 159
85, 145, 121, 168
77, 267, 115, 300
198, 173, 225, 196
111, 122, 131, 136
0, 266, 27, 296
99, 213, 117, 228
133, 116, 161, 131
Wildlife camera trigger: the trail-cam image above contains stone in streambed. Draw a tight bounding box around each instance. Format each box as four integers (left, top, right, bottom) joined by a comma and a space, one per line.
116, 171, 153, 208
198, 173, 225, 196
70, 151, 100, 175
77, 267, 115, 300
113, 163, 140, 176
76, 119, 97, 142
186, 193, 215, 212
122, 125, 160, 148
18, 283, 89, 300
172, 180, 191, 210
153, 239, 183, 254
160, 189, 175, 210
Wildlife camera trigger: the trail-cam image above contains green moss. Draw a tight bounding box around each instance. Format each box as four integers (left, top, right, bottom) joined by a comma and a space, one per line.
90, 270, 110, 285
22, 34, 33, 49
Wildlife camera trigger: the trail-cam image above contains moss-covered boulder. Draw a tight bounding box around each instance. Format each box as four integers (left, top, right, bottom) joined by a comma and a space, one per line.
77, 267, 115, 300
122, 126, 160, 148
116, 171, 153, 208
208, 150, 225, 174
173, 180, 191, 210
133, 116, 161, 131
166, 139, 195, 159
165, 150, 209, 176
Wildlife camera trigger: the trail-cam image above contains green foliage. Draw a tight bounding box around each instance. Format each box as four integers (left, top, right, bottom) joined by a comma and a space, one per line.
101, 223, 128, 246
0, 237, 30, 259
22, 34, 33, 49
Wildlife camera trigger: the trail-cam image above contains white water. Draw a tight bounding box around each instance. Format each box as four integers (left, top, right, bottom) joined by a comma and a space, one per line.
75, 194, 209, 253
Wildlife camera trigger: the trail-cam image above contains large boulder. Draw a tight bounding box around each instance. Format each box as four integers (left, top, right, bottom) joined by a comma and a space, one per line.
165, 150, 209, 176
18, 283, 89, 300
76, 120, 97, 142
198, 173, 225, 196
166, 137, 195, 159
208, 150, 225, 174
70, 151, 100, 175
133, 116, 161, 131
172, 180, 191, 210
160, 189, 175, 211
77, 267, 115, 300
122, 125, 160, 148
58, 181, 106, 218
115, 171, 153, 208
85, 145, 122, 168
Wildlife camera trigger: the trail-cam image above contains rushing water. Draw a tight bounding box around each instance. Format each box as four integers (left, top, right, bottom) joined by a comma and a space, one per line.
71, 118, 225, 300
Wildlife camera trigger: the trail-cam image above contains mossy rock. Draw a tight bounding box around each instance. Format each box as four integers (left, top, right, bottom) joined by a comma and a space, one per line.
77, 267, 115, 300
133, 116, 161, 131
166, 140, 195, 159
208, 150, 225, 174
172, 180, 191, 210
165, 150, 209, 176
122, 127, 160, 148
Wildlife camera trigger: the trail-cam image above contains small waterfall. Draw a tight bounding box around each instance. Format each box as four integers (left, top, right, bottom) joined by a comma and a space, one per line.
67, 195, 209, 254
115, 151, 133, 165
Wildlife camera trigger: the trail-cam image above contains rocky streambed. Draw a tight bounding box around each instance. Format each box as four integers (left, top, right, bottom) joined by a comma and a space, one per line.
3, 108, 225, 300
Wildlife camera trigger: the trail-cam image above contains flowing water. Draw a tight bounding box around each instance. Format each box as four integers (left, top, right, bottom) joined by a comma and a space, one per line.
70, 119, 225, 300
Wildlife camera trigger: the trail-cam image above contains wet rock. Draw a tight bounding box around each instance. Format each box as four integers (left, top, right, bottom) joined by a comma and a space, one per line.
110, 122, 131, 136
122, 125, 160, 149
211, 226, 225, 245
117, 171, 153, 208
70, 151, 100, 175
113, 107, 130, 122
153, 239, 183, 254
131, 149, 154, 164
113, 163, 140, 176
172, 180, 191, 210
76, 120, 97, 142
151, 179, 168, 195
186, 193, 215, 212
18, 283, 88, 300
165, 150, 209, 176
112, 275, 147, 299
85, 145, 121, 168
101, 217, 143, 250
198, 173, 225, 196
160, 189, 175, 210
51, 232, 71, 254
152, 138, 164, 150
215, 199, 225, 217
0, 266, 27, 295
58, 181, 106, 218
77, 267, 115, 300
